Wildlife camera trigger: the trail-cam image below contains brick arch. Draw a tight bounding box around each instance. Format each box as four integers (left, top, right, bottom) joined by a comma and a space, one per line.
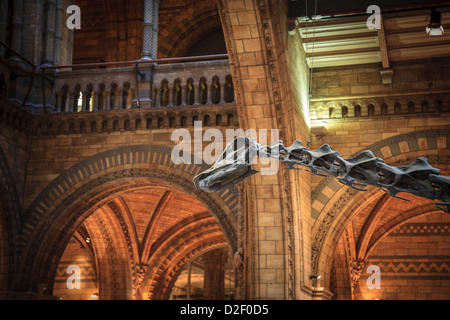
82, 205, 133, 300
310, 129, 450, 286
17, 145, 239, 293
364, 203, 443, 259
157, 2, 221, 58
145, 221, 227, 300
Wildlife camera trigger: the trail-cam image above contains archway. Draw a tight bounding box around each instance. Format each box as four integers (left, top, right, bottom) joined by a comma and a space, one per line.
170, 246, 235, 300
310, 129, 450, 297
18, 145, 239, 297
52, 186, 232, 300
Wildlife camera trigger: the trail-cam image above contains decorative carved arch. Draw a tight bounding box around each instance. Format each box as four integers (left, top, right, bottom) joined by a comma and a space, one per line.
310, 129, 450, 288
17, 145, 239, 293
159, 7, 222, 58
145, 221, 227, 300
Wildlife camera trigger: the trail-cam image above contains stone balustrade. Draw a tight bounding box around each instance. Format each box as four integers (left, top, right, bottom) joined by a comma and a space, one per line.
52, 59, 234, 113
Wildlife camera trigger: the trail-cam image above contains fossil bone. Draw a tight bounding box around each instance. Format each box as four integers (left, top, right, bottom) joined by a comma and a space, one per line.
193, 137, 450, 213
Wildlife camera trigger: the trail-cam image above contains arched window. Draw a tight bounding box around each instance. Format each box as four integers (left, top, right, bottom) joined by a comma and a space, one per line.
368, 104, 375, 116
329, 107, 335, 118
394, 102, 401, 114
204, 114, 210, 126
407, 101, 415, 113
381, 103, 388, 115
342, 106, 348, 118
354, 105, 361, 117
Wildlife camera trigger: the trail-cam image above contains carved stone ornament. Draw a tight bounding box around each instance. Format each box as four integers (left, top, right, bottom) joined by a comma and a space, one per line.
194, 137, 450, 213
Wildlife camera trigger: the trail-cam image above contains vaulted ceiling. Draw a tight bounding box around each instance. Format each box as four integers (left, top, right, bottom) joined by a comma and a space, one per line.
68, 186, 229, 299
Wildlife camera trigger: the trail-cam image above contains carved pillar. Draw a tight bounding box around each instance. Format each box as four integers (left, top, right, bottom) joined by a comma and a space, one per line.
118, 89, 124, 110
142, 0, 158, 59
181, 83, 187, 106
151, 0, 159, 59
63, 93, 69, 112
193, 84, 200, 105
92, 91, 98, 111
206, 79, 213, 104
168, 86, 174, 106
141, 0, 153, 59
202, 249, 227, 300
154, 87, 160, 107
105, 90, 111, 110
219, 82, 226, 104
42, 0, 56, 66
53, 0, 63, 65
68, 92, 75, 112
0, 0, 8, 57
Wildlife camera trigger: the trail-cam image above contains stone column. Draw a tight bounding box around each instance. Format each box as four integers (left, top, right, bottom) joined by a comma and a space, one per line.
193, 83, 199, 105
219, 81, 226, 104
206, 80, 213, 104
151, 0, 159, 59
0, 0, 8, 57
217, 0, 313, 300
53, 0, 63, 65
203, 250, 227, 300
92, 91, 98, 111
105, 90, 111, 110
42, 0, 56, 66
181, 83, 187, 106
168, 86, 174, 106
154, 87, 160, 107
142, 0, 154, 59
68, 92, 75, 112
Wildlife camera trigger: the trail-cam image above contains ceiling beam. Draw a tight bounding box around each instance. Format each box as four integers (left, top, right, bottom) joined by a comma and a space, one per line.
288, 0, 450, 18
377, 15, 390, 69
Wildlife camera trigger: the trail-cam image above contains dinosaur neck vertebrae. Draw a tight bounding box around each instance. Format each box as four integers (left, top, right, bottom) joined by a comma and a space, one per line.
193, 137, 450, 213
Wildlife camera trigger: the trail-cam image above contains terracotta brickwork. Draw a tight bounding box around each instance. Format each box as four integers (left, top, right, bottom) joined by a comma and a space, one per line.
355, 211, 450, 300
158, 0, 221, 58
1, 0, 450, 300
53, 238, 99, 300
72, 0, 143, 63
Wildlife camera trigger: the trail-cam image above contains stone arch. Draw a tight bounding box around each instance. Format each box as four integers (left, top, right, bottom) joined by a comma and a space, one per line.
310, 129, 450, 289
17, 145, 239, 293
158, 5, 222, 58
144, 219, 227, 300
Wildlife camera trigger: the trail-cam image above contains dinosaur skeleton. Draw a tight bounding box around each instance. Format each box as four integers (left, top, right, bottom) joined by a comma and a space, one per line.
193, 136, 450, 213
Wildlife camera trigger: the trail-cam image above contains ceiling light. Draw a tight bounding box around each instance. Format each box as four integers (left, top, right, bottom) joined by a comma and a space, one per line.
426, 8, 444, 36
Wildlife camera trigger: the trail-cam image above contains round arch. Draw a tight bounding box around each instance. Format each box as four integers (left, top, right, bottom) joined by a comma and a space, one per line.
310, 129, 450, 289
17, 145, 239, 294
158, 6, 222, 58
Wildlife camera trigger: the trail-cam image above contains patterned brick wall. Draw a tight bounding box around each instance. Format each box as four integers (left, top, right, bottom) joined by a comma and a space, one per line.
53, 238, 99, 300
355, 211, 450, 300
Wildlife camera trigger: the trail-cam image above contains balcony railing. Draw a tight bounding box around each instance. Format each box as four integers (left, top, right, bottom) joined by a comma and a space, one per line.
46, 54, 234, 113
